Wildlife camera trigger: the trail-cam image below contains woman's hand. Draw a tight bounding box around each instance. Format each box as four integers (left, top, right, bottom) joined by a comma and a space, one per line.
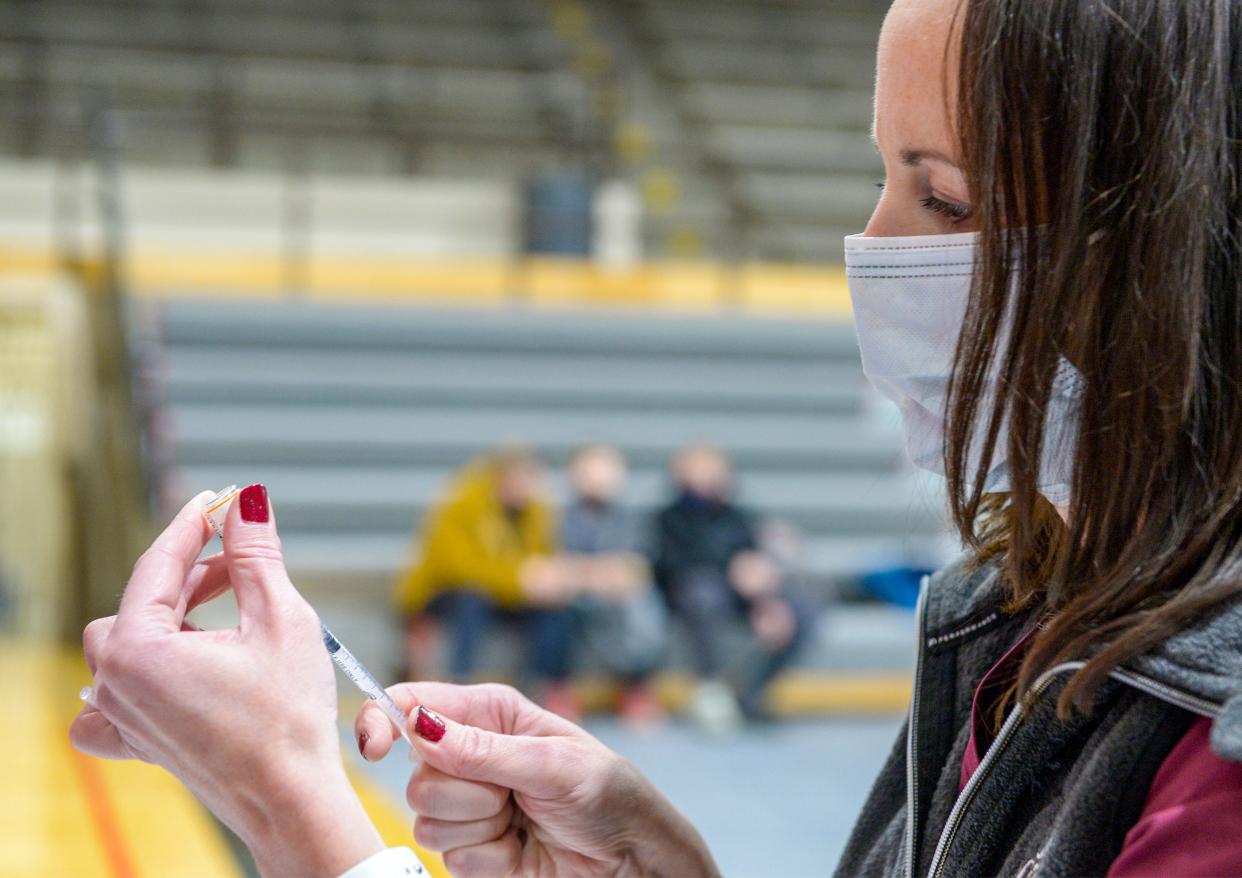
70, 486, 385, 878
356, 682, 719, 878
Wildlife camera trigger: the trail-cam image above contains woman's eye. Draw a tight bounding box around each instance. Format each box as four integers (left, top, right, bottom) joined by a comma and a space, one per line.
919, 194, 972, 222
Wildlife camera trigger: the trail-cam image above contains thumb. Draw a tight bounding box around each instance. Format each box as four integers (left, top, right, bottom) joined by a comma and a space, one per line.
222, 483, 290, 622
408, 705, 579, 800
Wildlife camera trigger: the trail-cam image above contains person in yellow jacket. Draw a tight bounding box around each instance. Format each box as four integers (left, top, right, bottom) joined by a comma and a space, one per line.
397, 447, 582, 715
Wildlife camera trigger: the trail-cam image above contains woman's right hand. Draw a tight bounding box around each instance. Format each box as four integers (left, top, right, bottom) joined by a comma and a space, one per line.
356, 683, 719, 878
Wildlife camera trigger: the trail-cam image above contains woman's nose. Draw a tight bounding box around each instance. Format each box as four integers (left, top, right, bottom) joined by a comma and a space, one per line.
863, 191, 915, 238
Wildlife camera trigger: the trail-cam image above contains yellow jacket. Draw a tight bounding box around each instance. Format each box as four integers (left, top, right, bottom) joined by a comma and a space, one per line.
395, 459, 555, 613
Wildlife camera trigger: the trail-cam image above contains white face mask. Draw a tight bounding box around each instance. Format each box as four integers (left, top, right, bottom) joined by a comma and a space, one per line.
843, 231, 1084, 507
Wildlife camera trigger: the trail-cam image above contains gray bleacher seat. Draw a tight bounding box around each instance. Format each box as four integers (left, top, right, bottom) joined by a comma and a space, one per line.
704, 125, 880, 175
736, 172, 881, 225
664, 41, 876, 90
642, 5, 881, 49
749, 221, 862, 264
679, 82, 874, 130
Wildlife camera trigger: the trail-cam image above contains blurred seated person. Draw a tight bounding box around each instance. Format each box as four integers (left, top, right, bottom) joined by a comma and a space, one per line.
653, 444, 812, 729
395, 447, 580, 717
560, 444, 669, 726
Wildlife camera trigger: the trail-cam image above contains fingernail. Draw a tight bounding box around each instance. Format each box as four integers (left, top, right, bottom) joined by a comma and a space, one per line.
413, 706, 446, 742
358, 732, 369, 756
239, 483, 269, 523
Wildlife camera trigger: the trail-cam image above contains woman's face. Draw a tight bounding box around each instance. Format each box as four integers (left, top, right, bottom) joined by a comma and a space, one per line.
865, 0, 976, 238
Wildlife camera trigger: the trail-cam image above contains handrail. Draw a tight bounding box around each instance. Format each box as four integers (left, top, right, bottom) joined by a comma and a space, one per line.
40, 90, 156, 636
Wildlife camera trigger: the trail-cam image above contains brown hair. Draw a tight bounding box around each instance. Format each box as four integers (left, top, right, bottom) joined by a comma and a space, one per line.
946, 0, 1242, 715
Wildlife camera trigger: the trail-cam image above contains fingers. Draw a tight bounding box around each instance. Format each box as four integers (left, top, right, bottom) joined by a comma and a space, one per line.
442, 827, 522, 878
83, 616, 116, 674
358, 680, 581, 765
181, 553, 231, 615
69, 707, 143, 761
115, 491, 216, 636
356, 699, 400, 762
356, 682, 517, 764
414, 801, 513, 854
406, 764, 510, 822
401, 681, 580, 738
221, 484, 298, 625
409, 705, 583, 800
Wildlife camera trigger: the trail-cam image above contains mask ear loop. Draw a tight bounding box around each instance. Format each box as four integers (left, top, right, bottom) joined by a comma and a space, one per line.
1034, 360, 1085, 507
1052, 358, 1087, 399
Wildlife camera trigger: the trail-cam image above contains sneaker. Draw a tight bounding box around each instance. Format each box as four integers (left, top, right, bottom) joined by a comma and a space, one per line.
688, 679, 743, 737
619, 682, 666, 730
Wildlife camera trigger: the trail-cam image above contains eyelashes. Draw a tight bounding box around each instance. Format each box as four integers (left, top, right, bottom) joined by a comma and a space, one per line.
873, 182, 973, 224
919, 194, 972, 223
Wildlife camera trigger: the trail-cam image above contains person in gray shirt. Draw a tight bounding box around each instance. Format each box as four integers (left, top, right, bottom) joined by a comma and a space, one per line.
560, 444, 668, 725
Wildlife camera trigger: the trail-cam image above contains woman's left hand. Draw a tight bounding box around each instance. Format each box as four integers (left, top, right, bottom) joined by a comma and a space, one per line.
70, 485, 385, 878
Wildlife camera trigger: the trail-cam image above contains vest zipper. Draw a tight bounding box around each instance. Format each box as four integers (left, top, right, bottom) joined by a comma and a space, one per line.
925, 660, 1220, 878
904, 576, 930, 878
926, 661, 1080, 878
1106, 668, 1220, 718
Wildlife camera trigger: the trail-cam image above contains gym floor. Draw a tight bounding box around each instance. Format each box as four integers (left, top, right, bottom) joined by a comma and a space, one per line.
10, 640, 903, 878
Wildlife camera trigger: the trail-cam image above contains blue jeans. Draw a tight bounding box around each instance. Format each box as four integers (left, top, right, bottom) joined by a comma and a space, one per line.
430, 590, 574, 684
668, 567, 814, 712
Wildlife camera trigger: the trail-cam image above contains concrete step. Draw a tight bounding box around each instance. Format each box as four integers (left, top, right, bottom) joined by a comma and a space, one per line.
167, 402, 905, 471
161, 349, 865, 414
173, 430, 903, 473
150, 300, 863, 361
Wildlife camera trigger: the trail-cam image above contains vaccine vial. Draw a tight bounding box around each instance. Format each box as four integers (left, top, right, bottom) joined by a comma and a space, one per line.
202, 485, 239, 537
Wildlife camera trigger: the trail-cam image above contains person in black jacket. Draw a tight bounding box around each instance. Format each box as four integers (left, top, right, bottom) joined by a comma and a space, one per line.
653, 444, 811, 728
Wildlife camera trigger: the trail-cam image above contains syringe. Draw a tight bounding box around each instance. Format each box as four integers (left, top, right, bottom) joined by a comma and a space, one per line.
201, 486, 413, 746
321, 623, 412, 745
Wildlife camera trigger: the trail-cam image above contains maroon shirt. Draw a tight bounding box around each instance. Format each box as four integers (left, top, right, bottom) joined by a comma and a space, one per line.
960, 638, 1242, 877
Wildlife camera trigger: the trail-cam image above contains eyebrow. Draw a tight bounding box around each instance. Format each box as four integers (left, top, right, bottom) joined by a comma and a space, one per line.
868, 129, 963, 168
899, 147, 960, 168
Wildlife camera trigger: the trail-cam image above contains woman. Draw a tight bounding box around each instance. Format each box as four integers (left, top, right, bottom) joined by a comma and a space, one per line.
71, 0, 1242, 875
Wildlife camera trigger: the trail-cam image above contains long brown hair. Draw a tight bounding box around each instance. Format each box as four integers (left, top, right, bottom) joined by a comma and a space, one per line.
945, 0, 1242, 715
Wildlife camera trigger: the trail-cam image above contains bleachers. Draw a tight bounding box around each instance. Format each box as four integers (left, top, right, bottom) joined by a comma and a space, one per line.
139, 299, 953, 600
0, 0, 587, 178
598, 0, 886, 262
0, 0, 887, 262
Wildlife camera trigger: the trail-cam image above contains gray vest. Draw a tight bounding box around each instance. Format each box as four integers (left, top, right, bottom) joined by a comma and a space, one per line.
836, 555, 1242, 878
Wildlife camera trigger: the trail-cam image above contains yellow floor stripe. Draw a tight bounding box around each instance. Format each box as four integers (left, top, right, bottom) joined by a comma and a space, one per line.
95, 759, 241, 878
0, 247, 854, 318
3, 641, 450, 878
769, 671, 912, 715
347, 767, 451, 878
2, 642, 111, 878
573, 670, 912, 716
0, 643, 243, 878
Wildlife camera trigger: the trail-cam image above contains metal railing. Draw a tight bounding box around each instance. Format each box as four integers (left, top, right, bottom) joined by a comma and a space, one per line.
0, 88, 154, 639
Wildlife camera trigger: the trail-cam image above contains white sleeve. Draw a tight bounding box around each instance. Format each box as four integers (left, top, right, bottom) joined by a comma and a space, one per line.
336, 847, 430, 878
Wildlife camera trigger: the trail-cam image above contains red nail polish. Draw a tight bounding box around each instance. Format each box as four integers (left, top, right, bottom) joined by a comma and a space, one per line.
239, 484, 269, 523
358, 732, 369, 756
414, 706, 446, 742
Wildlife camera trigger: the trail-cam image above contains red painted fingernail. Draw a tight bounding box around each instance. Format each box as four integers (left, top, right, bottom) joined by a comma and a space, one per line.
414, 706, 446, 742
239, 484, 269, 523
358, 732, 369, 756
